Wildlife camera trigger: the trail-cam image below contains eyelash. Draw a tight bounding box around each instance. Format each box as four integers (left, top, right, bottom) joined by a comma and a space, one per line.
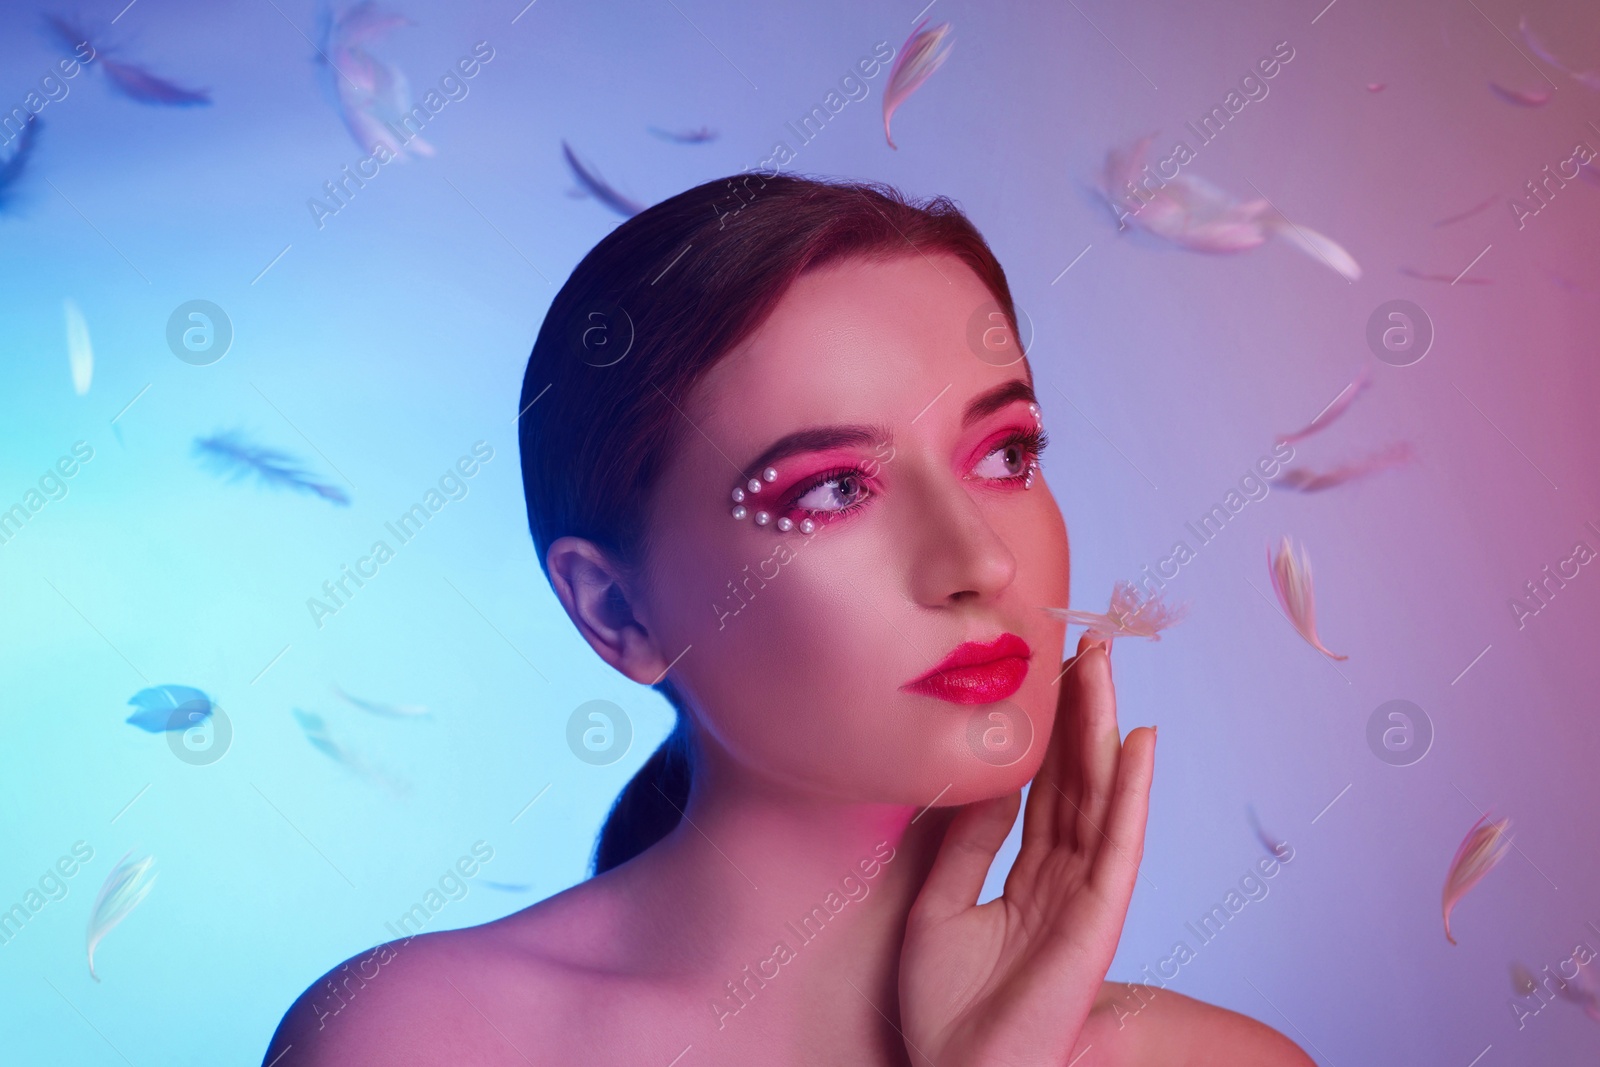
781, 426, 1050, 524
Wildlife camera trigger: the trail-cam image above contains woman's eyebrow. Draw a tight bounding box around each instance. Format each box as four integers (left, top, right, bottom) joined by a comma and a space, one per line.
961, 379, 1036, 429
739, 425, 891, 479
737, 379, 1035, 477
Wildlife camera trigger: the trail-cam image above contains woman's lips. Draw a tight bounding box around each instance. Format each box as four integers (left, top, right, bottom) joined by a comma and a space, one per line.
900, 632, 1031, 705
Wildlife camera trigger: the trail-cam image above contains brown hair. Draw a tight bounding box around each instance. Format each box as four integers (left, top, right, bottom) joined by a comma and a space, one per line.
517, 171, 1023, 874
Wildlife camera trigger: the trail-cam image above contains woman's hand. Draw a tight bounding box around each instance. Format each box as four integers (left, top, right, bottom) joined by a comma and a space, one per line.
899, 633, 1156, 1066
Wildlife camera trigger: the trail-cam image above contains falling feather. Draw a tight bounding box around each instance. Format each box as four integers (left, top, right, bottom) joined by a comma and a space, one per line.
1400, 265, 1492, 285
1509, 962, 1538, 996
561, 141, 644, 217
315, 2, 433, 159
1518, 15, 1600, 90
1442, 813, 1512, 945
0, 114, 41, 213
100, 58, 210, 105
1276, 368, 1372, 444
192, 431, 350, 506
44, 15, 209, 106
85, 851, 156, 981
1246, 803, 1291, 860
1043, 579, 1187, 644
1272, 442, 1415, 493
294, 708, 410, 797
1365, 82, 1386, 92
1432, 193, 1499, 227
1557, 957, 1600, 1022
1488, 82, 1551, 107
1267, 536, 1347, 661
1101, 137, 1360, 278
646, 125, 717, 144
480, 880, 535, 893
126, 684, 214, 733
883, 18, 953, 149
64, 298, 92, 395
332, 682, 429, 718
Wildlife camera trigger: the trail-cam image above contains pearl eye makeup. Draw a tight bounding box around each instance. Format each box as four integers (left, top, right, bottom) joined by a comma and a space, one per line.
727, 399, 1049, 534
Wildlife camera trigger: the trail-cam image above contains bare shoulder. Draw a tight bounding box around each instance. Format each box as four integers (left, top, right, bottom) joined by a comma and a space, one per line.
262, 882, 625, 1067
1084, 982, 1317, 1067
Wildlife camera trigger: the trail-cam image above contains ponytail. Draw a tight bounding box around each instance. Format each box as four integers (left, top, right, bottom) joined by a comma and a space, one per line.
590, 682, 693, 875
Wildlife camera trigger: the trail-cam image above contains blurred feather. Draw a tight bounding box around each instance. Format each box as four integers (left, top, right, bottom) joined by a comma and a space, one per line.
1488, 82, 1551, 107
0, 114, 42, 212
561, 140, 644, 217
1442, 813, 1511, 945
1518, 15, 1600, 90
1100, 137, 1359, 278
1246, 803, 1290, 860
192, 431, 350, 506
1432, 193, 1498, 227
1043, 579, 1187, 644
646, 124, 717, 144
316, 2, 432, 158
1557, 957, 1600, 1021
1365, 82, 1386, 92
100, 58, 210, 105
883, 18, 953, 149
1400, 265, 1492, 285
480, 880, 535, 893
86, 851, 156, 981
125, 684, 213, 733
64, 298, 92, 395
1273, 442, 1415, 493
294, 708, 411, 797
1267, 536, 1347, 661
1509, 961, 1538, 996
1276, 367, 1372, 444
332, 682, 429, 718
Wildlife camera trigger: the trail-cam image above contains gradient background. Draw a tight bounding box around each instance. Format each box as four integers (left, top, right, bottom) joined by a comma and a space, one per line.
2, 0, 1597, 1062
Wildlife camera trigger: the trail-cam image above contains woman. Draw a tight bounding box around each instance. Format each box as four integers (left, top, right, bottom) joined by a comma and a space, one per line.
266, 174, 1314, 1065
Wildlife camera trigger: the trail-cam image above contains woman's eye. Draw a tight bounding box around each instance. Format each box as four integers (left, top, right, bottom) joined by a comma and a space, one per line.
973, 442, 1032, 480
793, 472, 869, 513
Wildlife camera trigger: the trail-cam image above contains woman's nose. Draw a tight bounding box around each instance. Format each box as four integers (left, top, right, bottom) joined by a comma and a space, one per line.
902, 466, 1018, 607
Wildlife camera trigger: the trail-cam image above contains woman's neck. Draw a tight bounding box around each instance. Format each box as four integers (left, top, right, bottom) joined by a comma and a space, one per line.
604, 759, 963, 1059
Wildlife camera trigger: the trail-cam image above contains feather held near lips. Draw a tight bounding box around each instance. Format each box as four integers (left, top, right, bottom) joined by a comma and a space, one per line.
882, 18, 953, 149
1442, 813, 1512, 945
1266, 536, 1346, 660
1043, 579, 1187, 644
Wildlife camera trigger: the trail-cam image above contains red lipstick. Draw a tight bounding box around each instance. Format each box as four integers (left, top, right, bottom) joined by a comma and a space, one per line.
901, 633, 1031, 705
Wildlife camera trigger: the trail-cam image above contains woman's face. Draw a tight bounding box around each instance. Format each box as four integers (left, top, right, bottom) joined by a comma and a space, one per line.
635, 251, 1070, 807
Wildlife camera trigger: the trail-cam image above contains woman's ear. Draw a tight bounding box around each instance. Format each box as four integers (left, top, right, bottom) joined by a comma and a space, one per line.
546, 536, 670, 685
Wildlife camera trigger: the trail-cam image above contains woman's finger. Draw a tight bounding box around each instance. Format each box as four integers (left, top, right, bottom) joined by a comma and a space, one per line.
913, 790, 1022, 926
1089, 725, 1156, 897
1057, 639, 1121, 856
1017, 640, 1092, 863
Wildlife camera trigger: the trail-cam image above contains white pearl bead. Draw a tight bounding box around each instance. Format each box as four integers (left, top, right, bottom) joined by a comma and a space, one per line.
748, 478, 763, 493
732, 487, 745, 503
798, 518, 815, 534
762, 467, 778, 482
731, 505, 747, 519
754, 511, 770, 525
776, 517, 793, 531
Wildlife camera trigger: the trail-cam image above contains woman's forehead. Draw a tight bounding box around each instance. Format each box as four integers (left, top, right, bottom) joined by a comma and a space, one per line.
690, 252, 1019, 432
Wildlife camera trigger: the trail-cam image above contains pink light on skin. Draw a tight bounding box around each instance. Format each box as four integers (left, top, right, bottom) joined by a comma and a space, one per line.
266, 251, 1294, 1065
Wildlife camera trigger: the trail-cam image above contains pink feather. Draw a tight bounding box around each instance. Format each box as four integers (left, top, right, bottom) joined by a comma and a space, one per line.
1267, 536, 1347, 661
1442, 813, 1512, 945
882, 19, 953, 149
